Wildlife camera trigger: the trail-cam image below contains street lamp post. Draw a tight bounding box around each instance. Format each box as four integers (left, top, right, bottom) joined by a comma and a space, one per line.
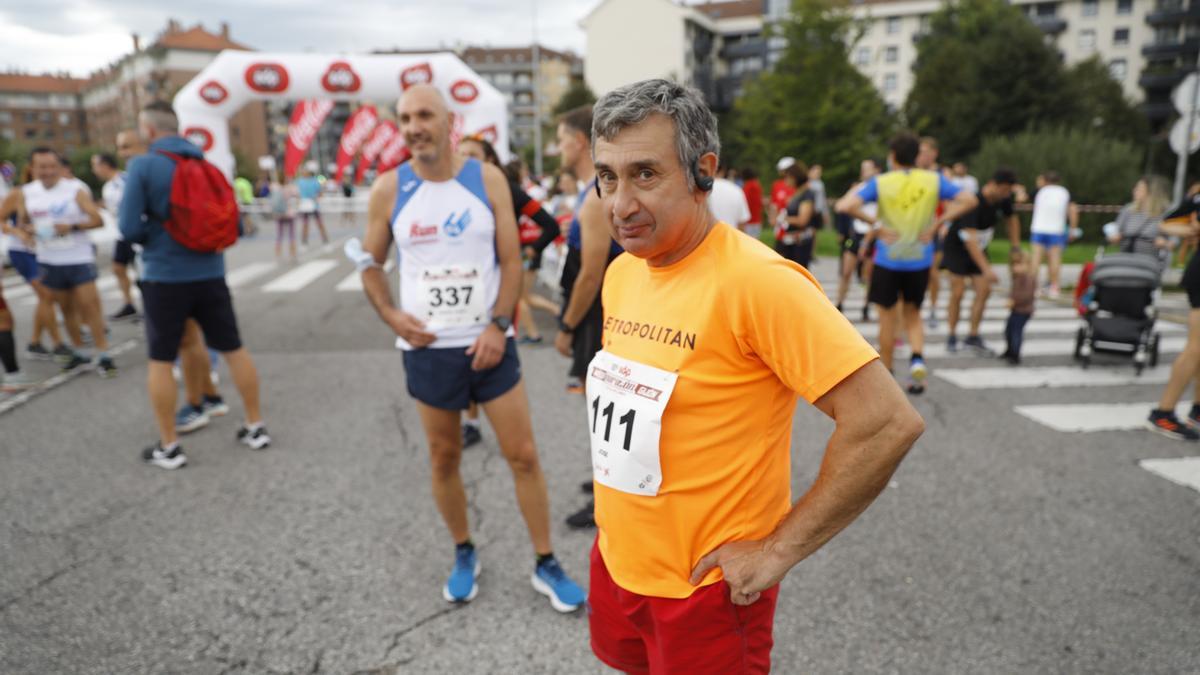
531, 0, 544, 178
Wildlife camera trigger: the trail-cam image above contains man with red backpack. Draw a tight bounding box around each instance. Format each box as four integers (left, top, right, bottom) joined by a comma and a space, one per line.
119, 101, 269, 469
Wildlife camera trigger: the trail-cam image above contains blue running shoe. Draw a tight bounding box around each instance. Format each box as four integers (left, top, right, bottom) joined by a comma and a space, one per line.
443, 546, 480, 603
175, 404, 210, 434
531, 557, 584, 613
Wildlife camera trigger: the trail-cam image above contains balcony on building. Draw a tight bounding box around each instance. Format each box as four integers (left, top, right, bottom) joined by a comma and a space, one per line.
1146, 0, 1200, 25
1142, 36, 1200, 60
1142, 100, 1176, 121
1031, 15, 1068, 34
1138, 66, 1189, 91
721, 38, 767, 61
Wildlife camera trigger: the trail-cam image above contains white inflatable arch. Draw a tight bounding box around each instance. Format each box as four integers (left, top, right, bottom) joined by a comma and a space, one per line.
173, 51, 510, 178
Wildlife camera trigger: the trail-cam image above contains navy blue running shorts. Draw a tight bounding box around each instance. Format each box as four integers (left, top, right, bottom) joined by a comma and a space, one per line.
403, 338, 521, 410
40, 262, 98, 290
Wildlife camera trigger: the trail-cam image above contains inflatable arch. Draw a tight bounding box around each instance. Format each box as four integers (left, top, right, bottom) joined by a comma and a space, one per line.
173, 51, 510, 178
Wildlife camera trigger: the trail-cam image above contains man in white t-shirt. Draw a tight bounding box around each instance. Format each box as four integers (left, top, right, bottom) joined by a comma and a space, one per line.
949, 162, 979, 195
1028, 171, 1078, 298
708, 164, 751, 231
92, 152, 138, 320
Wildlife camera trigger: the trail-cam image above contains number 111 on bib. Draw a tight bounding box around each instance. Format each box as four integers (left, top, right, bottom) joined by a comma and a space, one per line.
585, 351, 678, 497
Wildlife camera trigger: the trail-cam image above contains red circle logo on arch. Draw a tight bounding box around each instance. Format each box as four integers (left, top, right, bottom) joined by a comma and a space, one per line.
199, 80, 228, 105
244, 63, 290, 93
182, 127, 214, 152
450, 80, 479, 104
400, 63, 433, 91
322, 61, 361, 93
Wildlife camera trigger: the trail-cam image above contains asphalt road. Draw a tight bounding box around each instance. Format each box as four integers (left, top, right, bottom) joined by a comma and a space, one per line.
1, 220, 1198, 674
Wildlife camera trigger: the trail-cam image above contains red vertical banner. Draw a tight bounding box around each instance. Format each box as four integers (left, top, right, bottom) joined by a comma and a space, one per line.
353, 121, 398, 182
283, 100, 333, 179
333, 105, 378, 183
376, 133, 409, 174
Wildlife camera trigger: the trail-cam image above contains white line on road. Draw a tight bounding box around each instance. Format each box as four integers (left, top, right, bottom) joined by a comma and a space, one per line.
894, 335, 1184, 359
226, 261, 279, 289
1013, 402, 1179, 433
936, 365, 1170, 389
262, 259, 338, 293
0, 338, 141, 416
1139, 457, 1200, 493
855, 319, 1183, 340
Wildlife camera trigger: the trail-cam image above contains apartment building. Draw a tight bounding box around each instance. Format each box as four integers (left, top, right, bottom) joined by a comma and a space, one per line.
0, 74, 89, 155
460, 46, 584, 149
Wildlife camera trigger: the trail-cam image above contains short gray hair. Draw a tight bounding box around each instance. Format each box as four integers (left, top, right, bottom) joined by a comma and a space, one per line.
592, 79, 720, 192
139, 101, 178, 133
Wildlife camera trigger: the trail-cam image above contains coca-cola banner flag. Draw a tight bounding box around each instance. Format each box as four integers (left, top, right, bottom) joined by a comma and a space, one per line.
376, 133, 409, 174
283, 100, 334, 179
333, 105, 378, 183
173, 52, 509, 179
354, 121, 398, 183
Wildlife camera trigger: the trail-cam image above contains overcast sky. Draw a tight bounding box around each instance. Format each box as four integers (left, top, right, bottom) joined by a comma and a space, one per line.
0, 0, 610, 77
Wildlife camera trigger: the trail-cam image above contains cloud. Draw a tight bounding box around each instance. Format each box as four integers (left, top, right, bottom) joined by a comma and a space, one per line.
0, 0, 599, 77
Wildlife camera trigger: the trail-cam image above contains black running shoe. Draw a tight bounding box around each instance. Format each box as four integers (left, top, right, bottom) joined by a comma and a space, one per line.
61, 353, 89, 372
142, 442, 187, 469
25, 343, 52, 361
236, 424, 271, 450
1146, 411, 1200, 441
108, 304, 138, 322
462, 424, 482, 449
564, 501, 595, 529
96, 356, 117, 378
51, 344, 74, 362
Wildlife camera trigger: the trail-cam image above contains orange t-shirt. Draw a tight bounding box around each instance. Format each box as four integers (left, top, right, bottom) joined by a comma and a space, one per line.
594, 221, 878, 598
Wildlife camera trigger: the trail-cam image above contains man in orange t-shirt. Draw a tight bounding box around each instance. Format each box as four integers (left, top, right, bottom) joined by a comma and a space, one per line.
586, 79, 925, 674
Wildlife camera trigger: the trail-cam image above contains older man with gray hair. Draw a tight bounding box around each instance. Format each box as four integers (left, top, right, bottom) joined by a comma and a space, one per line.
584, 78, 924, 673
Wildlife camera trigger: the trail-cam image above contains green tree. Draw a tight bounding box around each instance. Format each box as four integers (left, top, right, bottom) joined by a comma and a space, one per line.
725, 0, 895, 193
551, 80, 597, 117
969, 126, 1142, 239
905, 0, 1072, 161
1061, 57, 1147, 143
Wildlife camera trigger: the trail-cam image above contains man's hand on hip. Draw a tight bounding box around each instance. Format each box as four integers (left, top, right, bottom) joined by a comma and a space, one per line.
689, 539, 791, 606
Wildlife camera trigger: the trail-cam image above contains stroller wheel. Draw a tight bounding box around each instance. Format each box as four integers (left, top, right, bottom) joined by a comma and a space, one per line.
1149, 333, 1160, 368
1074, 327, 1086, 362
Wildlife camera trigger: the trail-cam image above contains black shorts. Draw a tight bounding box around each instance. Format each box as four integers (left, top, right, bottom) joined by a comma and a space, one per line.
868, 265, 930, 309
842, 232, 864, 257
569, 300, 604, 380
140, 278, 243, 362
1183, 253, 1200, 309
113, 239, 136, 266
775, 235, 814, 269
402, 338, 521, 410
940, 238, 983, 276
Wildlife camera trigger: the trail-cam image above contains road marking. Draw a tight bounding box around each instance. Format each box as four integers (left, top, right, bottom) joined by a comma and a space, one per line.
936, 365, 1170, 389
335, 260, 395, 291
1139, 457, 1200, 493
0, 338, 140, 416
894, 335, 1184, 359
855, 318, 1182, 340
226, 261, 278, 289
1013, 402, 1178, 432
262, 259, 338, 293
849, 306, 1082, 323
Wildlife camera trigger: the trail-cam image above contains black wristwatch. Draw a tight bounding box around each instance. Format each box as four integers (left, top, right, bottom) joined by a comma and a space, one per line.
491, 316, 512, 332
558, 318, 575, 333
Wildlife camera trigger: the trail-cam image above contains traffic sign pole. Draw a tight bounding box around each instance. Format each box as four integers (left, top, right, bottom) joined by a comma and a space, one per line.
1175, 53, 1200, 205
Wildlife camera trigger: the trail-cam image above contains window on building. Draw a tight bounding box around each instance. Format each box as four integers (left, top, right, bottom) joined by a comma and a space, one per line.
23, 129, 36, 139
1036, 2, 1058, 17
494, 72, 513, 86
883, 73, 898, 93
1116, 0, 1132, 14
1113, 27, 1130, 45
0, 111, 10, 124
1, 129, 13, 141
23, 111, 36, 123
885, 46, 899, 63
39, 111, 50, 123
515, 73, 531, 86
1079, 29, 1096, 49
918, 14, 931, 33
1081, 0, 1098, 16
1109, 59, 1127, 81
886, 16, 901, 34
58, 112, 71, 126
854, 47, 871, 66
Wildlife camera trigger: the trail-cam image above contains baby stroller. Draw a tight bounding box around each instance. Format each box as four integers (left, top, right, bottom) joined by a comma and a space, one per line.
1073, 251, 1163, 374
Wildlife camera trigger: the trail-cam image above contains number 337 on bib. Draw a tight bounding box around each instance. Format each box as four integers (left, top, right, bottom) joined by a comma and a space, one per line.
586, 351, 678, 497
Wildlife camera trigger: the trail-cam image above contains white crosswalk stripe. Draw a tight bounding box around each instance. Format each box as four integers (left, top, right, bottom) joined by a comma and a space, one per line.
227, 261, 279, 289
853, 318, 1182, 339
1013, 402, 1175, 433
936, 365, 1170, 389
263, 259, 339, 293
1139, 458, 1200, 493
334, 260, 395, 292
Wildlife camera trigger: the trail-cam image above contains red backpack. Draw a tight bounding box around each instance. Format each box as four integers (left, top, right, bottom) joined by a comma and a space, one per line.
155, 150, 239, 253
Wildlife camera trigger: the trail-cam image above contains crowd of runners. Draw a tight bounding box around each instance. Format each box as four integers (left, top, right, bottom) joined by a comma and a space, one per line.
4, 73, 1200, 672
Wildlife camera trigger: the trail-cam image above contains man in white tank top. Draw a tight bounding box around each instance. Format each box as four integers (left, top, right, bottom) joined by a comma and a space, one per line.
1028, 171, 1078, 298
0, 148, 114, 376
359, 84, 584, 612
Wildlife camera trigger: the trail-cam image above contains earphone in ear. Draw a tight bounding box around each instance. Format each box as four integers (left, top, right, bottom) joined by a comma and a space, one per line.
692, 162, 714, 192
